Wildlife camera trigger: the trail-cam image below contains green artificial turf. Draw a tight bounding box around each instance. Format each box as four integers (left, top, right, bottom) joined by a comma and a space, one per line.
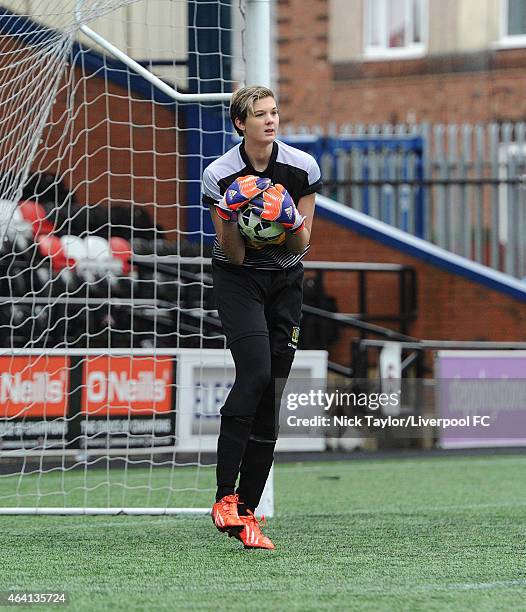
0, 454, 525, 611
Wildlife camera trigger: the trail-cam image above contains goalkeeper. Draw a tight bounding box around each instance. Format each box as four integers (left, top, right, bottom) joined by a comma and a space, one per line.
202, 85, 322, 549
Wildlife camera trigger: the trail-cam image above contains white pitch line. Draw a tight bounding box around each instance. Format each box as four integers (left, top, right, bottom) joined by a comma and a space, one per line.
277, 499, 526, 517
277, 456, 526, 472
347, 579, 526, 595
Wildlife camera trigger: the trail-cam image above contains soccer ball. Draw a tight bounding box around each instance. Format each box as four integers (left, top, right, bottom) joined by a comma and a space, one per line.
237, 205, 285, 245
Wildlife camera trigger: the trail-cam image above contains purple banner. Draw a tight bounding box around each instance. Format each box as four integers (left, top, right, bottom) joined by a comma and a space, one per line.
436, 351, 526, 448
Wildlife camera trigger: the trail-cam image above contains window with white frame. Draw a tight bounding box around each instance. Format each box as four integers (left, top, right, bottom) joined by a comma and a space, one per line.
365, 0, 426, 58
502, 0, 526, 46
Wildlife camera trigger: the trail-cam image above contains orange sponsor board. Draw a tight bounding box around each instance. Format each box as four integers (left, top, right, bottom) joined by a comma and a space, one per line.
81, 356, 173, 416
0, 356, 69, 418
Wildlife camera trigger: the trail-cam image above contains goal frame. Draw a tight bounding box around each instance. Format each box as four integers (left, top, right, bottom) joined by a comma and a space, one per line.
0, 0, 274, 516
77, 0, 272, 102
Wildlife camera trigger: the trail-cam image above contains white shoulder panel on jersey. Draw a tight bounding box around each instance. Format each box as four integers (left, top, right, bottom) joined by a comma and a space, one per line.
202, 144, 245, 203
206, 144, 245, 182
275, 140, 321, 186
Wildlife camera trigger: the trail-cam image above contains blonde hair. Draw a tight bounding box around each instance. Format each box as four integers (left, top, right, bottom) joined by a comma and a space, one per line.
229, 85, 276, 137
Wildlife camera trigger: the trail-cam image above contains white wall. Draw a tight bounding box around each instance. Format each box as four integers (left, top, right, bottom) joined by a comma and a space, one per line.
329, 0, 503, 62
329, 0, 362, 62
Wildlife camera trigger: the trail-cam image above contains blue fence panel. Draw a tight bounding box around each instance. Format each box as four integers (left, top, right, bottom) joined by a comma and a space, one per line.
283, 135, 426, 239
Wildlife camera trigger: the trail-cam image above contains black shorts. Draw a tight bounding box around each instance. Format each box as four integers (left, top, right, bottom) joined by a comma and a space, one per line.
212, 259, 304, 356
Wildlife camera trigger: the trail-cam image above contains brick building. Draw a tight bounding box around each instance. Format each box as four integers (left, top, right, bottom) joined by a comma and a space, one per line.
275, 0, 526, 351
276, 0, 526, 128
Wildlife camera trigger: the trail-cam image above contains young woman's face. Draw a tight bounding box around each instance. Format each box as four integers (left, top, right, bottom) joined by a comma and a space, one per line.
237, 97, 279, 144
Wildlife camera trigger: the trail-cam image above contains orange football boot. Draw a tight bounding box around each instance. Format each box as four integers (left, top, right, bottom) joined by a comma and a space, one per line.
231, 510, 275, 550
211, 494, 244, 534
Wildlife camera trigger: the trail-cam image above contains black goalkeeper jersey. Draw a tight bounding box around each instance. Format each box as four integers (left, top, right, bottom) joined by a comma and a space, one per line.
201, 139, 322, 269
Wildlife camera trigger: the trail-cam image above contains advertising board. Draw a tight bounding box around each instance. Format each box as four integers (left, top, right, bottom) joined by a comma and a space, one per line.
436, 351, 526, 448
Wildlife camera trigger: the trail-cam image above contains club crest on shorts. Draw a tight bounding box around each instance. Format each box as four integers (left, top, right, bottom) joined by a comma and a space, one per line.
291, 326, 300, 344
289, 326, 300, 348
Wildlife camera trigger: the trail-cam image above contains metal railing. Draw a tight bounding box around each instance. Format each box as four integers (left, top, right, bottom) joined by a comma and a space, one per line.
282, 123, 526, 278
302, 261, 417, 336
0, 257, 418, 373
356, 338, 526, 379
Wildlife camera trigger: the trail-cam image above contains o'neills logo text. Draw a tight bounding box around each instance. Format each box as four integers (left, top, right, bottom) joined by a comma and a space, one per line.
85, 371, 167, 403
0, 356, 69, 418
81, 356, 173, 415
0, 371, 65, 404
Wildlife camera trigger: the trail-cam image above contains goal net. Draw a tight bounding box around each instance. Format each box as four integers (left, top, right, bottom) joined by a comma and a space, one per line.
0, 0, 264, 514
